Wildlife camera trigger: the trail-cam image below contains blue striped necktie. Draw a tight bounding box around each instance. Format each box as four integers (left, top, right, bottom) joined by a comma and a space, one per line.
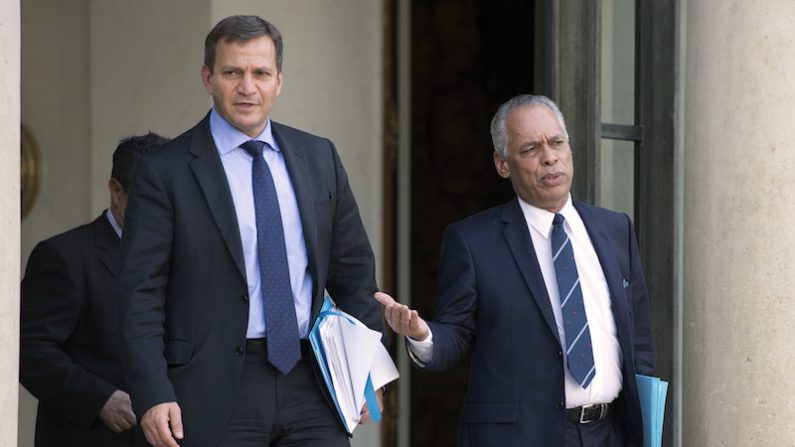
241, 140, 300, 375
551, 213, 595, 388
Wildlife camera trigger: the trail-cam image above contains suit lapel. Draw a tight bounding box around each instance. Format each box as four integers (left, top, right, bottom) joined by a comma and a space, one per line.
188, 114, 247, 280
94, 213, 119, 277
574, 202, 632, 345
501, 199, 562, 345
271, 123, 321, 312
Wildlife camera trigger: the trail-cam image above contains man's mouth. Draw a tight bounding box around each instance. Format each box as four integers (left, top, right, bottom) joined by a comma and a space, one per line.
541, 172, 565, 186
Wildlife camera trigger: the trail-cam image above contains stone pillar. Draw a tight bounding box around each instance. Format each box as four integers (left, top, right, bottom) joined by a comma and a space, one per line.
0, 0, 20, 445
682, 1, 795, 445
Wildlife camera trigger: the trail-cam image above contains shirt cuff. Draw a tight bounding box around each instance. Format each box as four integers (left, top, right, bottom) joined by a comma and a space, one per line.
406, 329, 434, 367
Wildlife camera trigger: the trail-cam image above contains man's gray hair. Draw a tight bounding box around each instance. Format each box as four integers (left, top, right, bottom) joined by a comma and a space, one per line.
490, 94, 569, 159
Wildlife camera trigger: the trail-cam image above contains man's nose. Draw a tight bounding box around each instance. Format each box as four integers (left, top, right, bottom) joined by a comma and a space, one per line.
539, 144, 558, 165
237, 73, 256, 95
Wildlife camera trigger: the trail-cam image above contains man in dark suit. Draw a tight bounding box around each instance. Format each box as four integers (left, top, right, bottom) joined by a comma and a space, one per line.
376, 94, 654, 446
117, 15, 382, 447
20, 132, 169, 447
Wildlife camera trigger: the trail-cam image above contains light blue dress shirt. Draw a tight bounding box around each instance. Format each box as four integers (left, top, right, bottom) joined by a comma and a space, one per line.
209, 109, 313, 339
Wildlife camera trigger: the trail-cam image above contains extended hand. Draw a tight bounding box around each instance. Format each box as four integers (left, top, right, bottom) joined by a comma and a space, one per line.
358, 387, 384, 425
98, 390, 137, 433
374, 291, 430, 341
141, 402, 184, 447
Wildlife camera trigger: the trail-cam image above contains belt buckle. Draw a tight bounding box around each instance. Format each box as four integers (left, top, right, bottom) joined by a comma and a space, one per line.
579, 403, 607, 424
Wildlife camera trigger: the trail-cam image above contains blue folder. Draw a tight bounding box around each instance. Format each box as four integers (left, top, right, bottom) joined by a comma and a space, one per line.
309, 296, 382, 435
635, 374, 669, 447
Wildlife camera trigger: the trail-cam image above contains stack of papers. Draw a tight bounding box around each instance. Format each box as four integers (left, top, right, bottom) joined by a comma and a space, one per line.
310, 296, 399, 435
636, 374, 669, 447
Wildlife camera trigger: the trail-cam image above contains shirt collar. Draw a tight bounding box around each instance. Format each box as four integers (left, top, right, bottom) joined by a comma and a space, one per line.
209, 108, 280, 155
105, 208, 122, 238
517, 194, 574, 239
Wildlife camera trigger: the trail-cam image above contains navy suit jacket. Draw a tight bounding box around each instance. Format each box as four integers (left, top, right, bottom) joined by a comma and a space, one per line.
424, 198, 654, 446
21, 214, 136, 446
118, 113, 380, 447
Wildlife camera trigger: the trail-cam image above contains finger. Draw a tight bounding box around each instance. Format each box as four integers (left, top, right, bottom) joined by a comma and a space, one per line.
169, 405, 184, 441
125, 410, 138, 428
373, 291, 395, 307
156, 418, 175, 447
398, 305, 413, 323
410, 310, 420, 327
149, 410, 179, 447
359, 406, 370, 424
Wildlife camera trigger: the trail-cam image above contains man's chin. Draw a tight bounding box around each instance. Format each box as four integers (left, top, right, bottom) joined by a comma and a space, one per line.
231, 118, 267, 137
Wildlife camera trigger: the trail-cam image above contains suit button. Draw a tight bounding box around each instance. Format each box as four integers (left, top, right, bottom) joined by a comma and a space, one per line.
241, 294, 249, 303
236, 346, 244, 355
555, 401, 565, 410
556, 350, 563, 359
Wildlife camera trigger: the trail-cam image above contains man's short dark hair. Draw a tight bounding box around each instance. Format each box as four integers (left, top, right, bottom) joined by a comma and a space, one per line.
204, 15, 284, 73
112, 132, 169, 191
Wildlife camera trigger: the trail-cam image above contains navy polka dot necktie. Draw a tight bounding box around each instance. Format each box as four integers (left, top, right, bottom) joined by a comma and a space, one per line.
551, 213, 596, 388
241, 140, 300, 375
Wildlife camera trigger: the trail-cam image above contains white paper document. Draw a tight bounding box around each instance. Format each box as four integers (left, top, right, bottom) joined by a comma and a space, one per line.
311, 300, 399, 434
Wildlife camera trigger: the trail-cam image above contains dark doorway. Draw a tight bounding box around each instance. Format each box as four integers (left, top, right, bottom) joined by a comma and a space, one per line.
409, 1, 535, 445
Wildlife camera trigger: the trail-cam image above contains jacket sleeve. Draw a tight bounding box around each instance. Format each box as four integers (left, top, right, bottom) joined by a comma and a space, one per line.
625, 214, 655, 375
20, 240, 117, 428
322, 139, 382, 334
117, 155, 177, 418
424, 225, 478, 371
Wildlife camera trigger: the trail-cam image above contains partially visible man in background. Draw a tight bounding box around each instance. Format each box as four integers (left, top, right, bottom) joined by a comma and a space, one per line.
20, 132, 169, 447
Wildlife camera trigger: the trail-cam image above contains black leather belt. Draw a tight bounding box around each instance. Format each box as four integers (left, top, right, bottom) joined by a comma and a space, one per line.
245, 338, 311, 355
565, 402, 610, 424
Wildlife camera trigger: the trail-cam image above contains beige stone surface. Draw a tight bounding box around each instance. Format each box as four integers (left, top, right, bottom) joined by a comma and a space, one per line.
0, 1, 20, 445
683, 1, 795, 445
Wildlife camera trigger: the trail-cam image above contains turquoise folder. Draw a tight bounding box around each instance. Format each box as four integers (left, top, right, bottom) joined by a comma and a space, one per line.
635, 374, 669, 447
309, 296, 381, 434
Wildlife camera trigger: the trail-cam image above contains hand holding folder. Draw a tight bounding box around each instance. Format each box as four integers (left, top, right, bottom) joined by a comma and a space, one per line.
636, 374, 669, 447
310, 296, 399, 435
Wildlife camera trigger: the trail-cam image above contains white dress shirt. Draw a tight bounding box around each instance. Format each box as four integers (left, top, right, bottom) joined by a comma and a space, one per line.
106, 208, 122, 238
210, 110, 313, 339
408, 195, 622, 408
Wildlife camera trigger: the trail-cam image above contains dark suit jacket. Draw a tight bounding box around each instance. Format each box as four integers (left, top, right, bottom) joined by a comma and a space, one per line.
423, 198, 654, 446
118, 113, 380, 447
21, 213, 136, 446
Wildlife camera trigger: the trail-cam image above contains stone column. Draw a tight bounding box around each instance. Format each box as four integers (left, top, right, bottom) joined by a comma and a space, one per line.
0, 0, 20, 445
682, 1, 795, 445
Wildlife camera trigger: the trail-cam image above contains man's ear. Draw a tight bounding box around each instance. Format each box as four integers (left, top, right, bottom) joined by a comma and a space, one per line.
108, 178, 124, 206
494, 152, 510, 179
201, 65, 213, 95
275, 69, 284, 96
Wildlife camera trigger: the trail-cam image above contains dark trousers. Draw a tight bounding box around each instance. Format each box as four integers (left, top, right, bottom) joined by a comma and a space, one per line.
565, 407, 627, 447
218, 341, 349, 447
